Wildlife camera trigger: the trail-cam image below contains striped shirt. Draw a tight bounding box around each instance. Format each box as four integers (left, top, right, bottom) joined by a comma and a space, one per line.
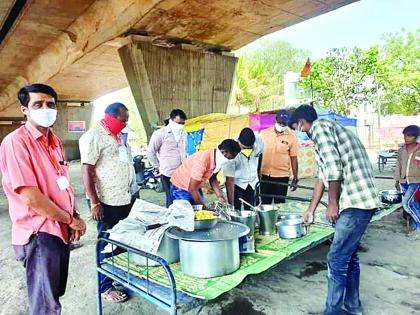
310, 119, 380, 211
146, 125, 186, 177
170, 149, 216, 191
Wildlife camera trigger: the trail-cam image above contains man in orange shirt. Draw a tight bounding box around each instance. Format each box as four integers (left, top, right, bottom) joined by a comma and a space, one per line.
0, 84, 86, 315
260, 110, 299, 203
170, 139, 241, 207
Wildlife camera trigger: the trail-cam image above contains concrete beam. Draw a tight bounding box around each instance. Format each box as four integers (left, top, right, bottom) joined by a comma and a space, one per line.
0, 0, 161, 113
119, 40, 237, 139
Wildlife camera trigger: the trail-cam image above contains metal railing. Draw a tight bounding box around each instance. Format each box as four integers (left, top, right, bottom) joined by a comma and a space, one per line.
257, 179, 328, 208
96, 236, 178, 315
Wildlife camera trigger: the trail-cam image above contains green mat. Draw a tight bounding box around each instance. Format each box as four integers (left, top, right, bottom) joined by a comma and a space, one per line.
106, 202, 400, 300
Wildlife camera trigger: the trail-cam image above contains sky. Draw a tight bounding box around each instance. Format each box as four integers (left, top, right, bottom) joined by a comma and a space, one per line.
237, 0, 420, 59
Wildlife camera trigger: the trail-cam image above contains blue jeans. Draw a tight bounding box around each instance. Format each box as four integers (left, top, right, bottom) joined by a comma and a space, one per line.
324, 208, 375, 315
170, 185, 204, 205
400, 183, 420, 228
13, 233, 70, 315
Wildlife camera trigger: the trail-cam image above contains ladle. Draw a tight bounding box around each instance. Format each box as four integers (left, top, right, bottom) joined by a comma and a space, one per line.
238, 198, 261, 213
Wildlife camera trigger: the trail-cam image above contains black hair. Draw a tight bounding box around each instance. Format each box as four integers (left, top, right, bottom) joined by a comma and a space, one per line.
238, 128, 256, 147
218, 139, 241, 156
17, 84, 58, 107
170, 109, 187, 120
403, 125, 419, 138
105, 102, 128, 118
289, 104, 318, 126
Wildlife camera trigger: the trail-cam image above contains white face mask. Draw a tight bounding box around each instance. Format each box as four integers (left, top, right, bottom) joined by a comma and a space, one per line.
29, 108, 57, 128
169, 119, 184, 142
275, 123, 287, 133
297, 121, 304, 133
214, 149, 230, 173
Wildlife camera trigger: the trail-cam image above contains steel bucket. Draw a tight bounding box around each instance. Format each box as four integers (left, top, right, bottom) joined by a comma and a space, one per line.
229, 211, 257, 253
257, 206, 279, 235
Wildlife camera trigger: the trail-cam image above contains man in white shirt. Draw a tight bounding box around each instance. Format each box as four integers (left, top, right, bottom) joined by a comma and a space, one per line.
224, 128, 264, 210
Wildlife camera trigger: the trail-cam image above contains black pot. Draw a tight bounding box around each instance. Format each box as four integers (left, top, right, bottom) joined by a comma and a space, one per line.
379, 190, 403, 204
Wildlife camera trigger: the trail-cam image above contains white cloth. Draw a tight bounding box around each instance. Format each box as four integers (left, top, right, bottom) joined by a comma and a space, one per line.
29, 108, 57, 127
274, 123, 287, 133
168, 119, 184, 142
223, 133, 264, 190
105, 199, 194, 254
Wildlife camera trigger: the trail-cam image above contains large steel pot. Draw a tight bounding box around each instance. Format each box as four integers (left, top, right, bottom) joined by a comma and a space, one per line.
276, 214, 308, 239
179, 239, 239, 278
166, 221, 249, 278
379, 190, 403, 204
131, 234, 179, 266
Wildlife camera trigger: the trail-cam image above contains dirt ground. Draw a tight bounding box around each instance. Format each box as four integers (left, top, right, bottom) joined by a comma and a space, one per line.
0, 163, 419, 315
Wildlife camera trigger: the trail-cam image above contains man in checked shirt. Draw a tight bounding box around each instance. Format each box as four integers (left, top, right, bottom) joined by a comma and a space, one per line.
289, 104, 380, 315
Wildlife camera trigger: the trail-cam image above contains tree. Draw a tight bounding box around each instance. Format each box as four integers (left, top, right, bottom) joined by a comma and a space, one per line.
300, 29, 419, 116
234, 40, 309, 111
379, 29, 419, 115
300, 47, 383, 116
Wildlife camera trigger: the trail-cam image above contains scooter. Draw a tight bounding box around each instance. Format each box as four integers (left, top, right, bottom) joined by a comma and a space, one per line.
133, 155, 163, 192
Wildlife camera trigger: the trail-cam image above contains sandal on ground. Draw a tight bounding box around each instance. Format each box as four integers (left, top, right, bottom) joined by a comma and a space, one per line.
101, 288, 128, 303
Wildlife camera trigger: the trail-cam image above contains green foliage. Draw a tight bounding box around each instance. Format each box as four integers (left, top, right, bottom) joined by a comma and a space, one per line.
300, 29, 419, 116
300, 47, 383, 115
234, 40, 309, 111
379, 30, 420, 115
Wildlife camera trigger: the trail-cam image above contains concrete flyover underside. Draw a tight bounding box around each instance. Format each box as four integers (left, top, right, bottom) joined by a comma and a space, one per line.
0, 0, 358, 119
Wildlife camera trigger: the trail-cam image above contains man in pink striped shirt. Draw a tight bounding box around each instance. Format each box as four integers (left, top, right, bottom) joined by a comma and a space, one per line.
170, 139, 241, 208
0, 84, 86, 315
147, 109, 187, 207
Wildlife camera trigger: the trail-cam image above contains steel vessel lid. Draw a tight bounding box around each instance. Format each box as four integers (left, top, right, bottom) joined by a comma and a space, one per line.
166, 221, 250, 242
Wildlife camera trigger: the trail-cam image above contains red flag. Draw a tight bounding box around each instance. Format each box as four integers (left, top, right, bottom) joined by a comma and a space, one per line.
301, 58, 311, 77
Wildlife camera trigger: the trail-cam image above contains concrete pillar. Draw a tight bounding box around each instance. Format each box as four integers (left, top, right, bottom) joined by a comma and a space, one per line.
0, 122, 24, 143
118, 39, 237, 139
54, 102, 93, 161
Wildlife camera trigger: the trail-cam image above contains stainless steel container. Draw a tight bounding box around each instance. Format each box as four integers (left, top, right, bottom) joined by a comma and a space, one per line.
194, 210, 218, 230
229, 211, 257, 253
179, 239, 239, 278
131, 234, 179, 266
276, 214, 307, 239
166, 221, 249, 278
259, 204, 278, 211
257, 206, 279, 235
